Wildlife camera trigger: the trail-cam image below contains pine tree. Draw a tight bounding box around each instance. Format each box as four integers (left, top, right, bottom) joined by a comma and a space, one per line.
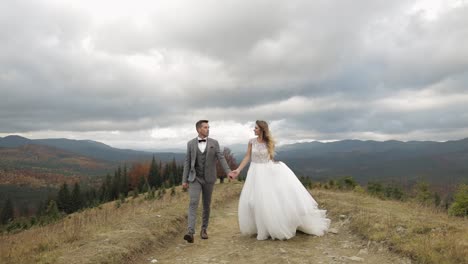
121, 164, 129, 197
148, 155, 162, 188
70, 183, 83, 213
449, 184, 468, 217
102, 173, 112, 202
142, 181, 150, 194
57, 183, 71, 213
86, 188, 98, 208
164, 163, 170, 186
367, 182, 383, 197
1, 198, 14, 225
170, 158, 179, 186
138, 175, 146, 192
415, 182, 433, 205
45, 200, 60, 221
111, 166, 121, 200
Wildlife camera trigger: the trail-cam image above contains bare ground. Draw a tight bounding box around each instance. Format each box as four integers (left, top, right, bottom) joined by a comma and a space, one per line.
130, 198, 412, 264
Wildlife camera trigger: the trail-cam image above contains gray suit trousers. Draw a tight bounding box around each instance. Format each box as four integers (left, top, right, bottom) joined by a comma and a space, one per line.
187, 179, 214, 234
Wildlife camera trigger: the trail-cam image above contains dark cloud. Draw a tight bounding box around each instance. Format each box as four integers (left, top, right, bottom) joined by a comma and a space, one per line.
1, 0, 467, 149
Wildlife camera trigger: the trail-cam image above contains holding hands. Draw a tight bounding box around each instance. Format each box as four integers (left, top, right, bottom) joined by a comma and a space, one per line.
228, 169, 240, 180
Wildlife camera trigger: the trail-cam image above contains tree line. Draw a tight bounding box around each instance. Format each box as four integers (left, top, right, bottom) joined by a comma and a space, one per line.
298, 175, 468, 217
1, 148, 239, 232
0, 155, 184, 231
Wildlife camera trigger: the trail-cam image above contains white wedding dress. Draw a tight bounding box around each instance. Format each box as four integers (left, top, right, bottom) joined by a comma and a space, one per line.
238, 138, 331, 240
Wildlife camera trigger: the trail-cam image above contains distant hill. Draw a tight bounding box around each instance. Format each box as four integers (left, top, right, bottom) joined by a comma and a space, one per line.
0, 135, 33, 147
0, 144, 115, 187
2, 135, 467, 188
0, 135, 185, 162
0, 135, 185, 193
0, 136, 186, 212
275, 138, 468, 186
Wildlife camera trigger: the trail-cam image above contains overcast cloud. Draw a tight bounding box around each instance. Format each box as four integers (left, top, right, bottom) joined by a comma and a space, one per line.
1, 0, 468, 150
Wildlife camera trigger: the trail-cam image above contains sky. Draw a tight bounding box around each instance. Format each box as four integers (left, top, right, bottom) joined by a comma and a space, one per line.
1, 0, 468, 151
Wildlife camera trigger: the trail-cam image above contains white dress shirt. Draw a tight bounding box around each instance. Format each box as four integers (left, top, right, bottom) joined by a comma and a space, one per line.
197, 137, 207, 152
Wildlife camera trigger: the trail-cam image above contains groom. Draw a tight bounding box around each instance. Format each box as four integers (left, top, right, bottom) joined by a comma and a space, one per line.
182, 120, 233, 243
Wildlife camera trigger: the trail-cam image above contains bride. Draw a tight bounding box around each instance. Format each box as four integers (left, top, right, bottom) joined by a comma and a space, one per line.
229, 120, 331, 240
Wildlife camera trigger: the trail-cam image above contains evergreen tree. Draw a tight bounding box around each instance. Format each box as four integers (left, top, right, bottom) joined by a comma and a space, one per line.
169, 171, 176, 187
70, 183, 83, 213
1, 198, 14, 225
111, 166, 121, 200
121, 164, 129, 196
383, 184, 405, 200
164, 163, 171, 186
45, 200, 61, 221
57, 183, 71, 213
177, 164, 184, 185
342, 176, 357, 189
138, 175, 146, 192
415, 182, 433, 205
367, 182, 383, 197
148, 155, 162, 188
142, 181, 150, 193
36, 200, 46, 218
449, 184, 468, 217
101, 173, 112, 202
85, 188, 98, 208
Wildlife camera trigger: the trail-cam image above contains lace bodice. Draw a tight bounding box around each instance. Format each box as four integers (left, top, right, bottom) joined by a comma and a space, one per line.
250, 138, 270, 163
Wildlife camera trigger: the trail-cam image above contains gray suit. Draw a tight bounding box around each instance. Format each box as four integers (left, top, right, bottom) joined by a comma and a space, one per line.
182, 137, 231, 235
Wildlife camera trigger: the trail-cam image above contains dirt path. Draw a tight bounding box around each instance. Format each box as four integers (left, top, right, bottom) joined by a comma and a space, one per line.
131, 199, 412, 264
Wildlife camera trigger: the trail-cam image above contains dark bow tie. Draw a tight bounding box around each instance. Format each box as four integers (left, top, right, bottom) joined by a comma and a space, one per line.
198, 139, 207, 143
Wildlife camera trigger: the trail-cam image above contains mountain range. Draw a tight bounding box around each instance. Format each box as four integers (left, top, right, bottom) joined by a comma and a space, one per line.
0, 135, 184, 187
275, 138, 468, 187
0, 135, 186, 210
1, 135, 468, 188
1, 134, 467, 212
0, 135, 185, 162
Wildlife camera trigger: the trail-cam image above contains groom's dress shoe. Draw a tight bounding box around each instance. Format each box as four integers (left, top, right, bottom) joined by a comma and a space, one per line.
201, 229, 208, 239
184, 233, 194, 243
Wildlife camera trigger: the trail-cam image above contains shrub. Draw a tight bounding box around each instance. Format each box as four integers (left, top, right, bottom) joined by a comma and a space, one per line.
414, 182, 434, 205
448, 184, 468, 217
353, 185, 366, 194
367, 182, 383, 197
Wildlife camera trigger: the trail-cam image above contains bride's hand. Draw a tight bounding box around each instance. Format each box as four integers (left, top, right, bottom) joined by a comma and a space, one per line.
229, 169, 240, 179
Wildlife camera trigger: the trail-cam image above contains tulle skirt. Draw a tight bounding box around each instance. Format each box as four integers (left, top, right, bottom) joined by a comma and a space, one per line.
238, 161, 331, 240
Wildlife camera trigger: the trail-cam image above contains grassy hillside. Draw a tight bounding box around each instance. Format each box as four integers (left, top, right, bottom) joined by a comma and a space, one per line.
314, 189, 468, 263
0, 182, 243, 264
1, 182, 466, 264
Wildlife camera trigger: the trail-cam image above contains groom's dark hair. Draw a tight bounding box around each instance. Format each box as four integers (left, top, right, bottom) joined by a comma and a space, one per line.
196, 120, 209, 130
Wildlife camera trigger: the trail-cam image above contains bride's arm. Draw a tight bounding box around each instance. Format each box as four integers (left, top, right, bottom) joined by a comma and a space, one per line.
233, 142, 252, 174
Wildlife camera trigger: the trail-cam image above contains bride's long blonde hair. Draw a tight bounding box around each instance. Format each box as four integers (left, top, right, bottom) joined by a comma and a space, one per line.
256, 120, 276, 159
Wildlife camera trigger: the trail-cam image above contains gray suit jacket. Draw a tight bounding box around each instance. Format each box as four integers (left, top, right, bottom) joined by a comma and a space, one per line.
182, 137, 232, 184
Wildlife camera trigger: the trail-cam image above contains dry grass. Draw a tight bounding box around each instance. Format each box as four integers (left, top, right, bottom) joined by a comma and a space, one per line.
312, 189, 468, 264
0, 181, 243, 264
2, 182, 465, 264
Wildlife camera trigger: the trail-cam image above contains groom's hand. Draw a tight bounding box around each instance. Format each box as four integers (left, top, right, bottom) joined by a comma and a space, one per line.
228, 170, 240, 180
182, 182, 189, 190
